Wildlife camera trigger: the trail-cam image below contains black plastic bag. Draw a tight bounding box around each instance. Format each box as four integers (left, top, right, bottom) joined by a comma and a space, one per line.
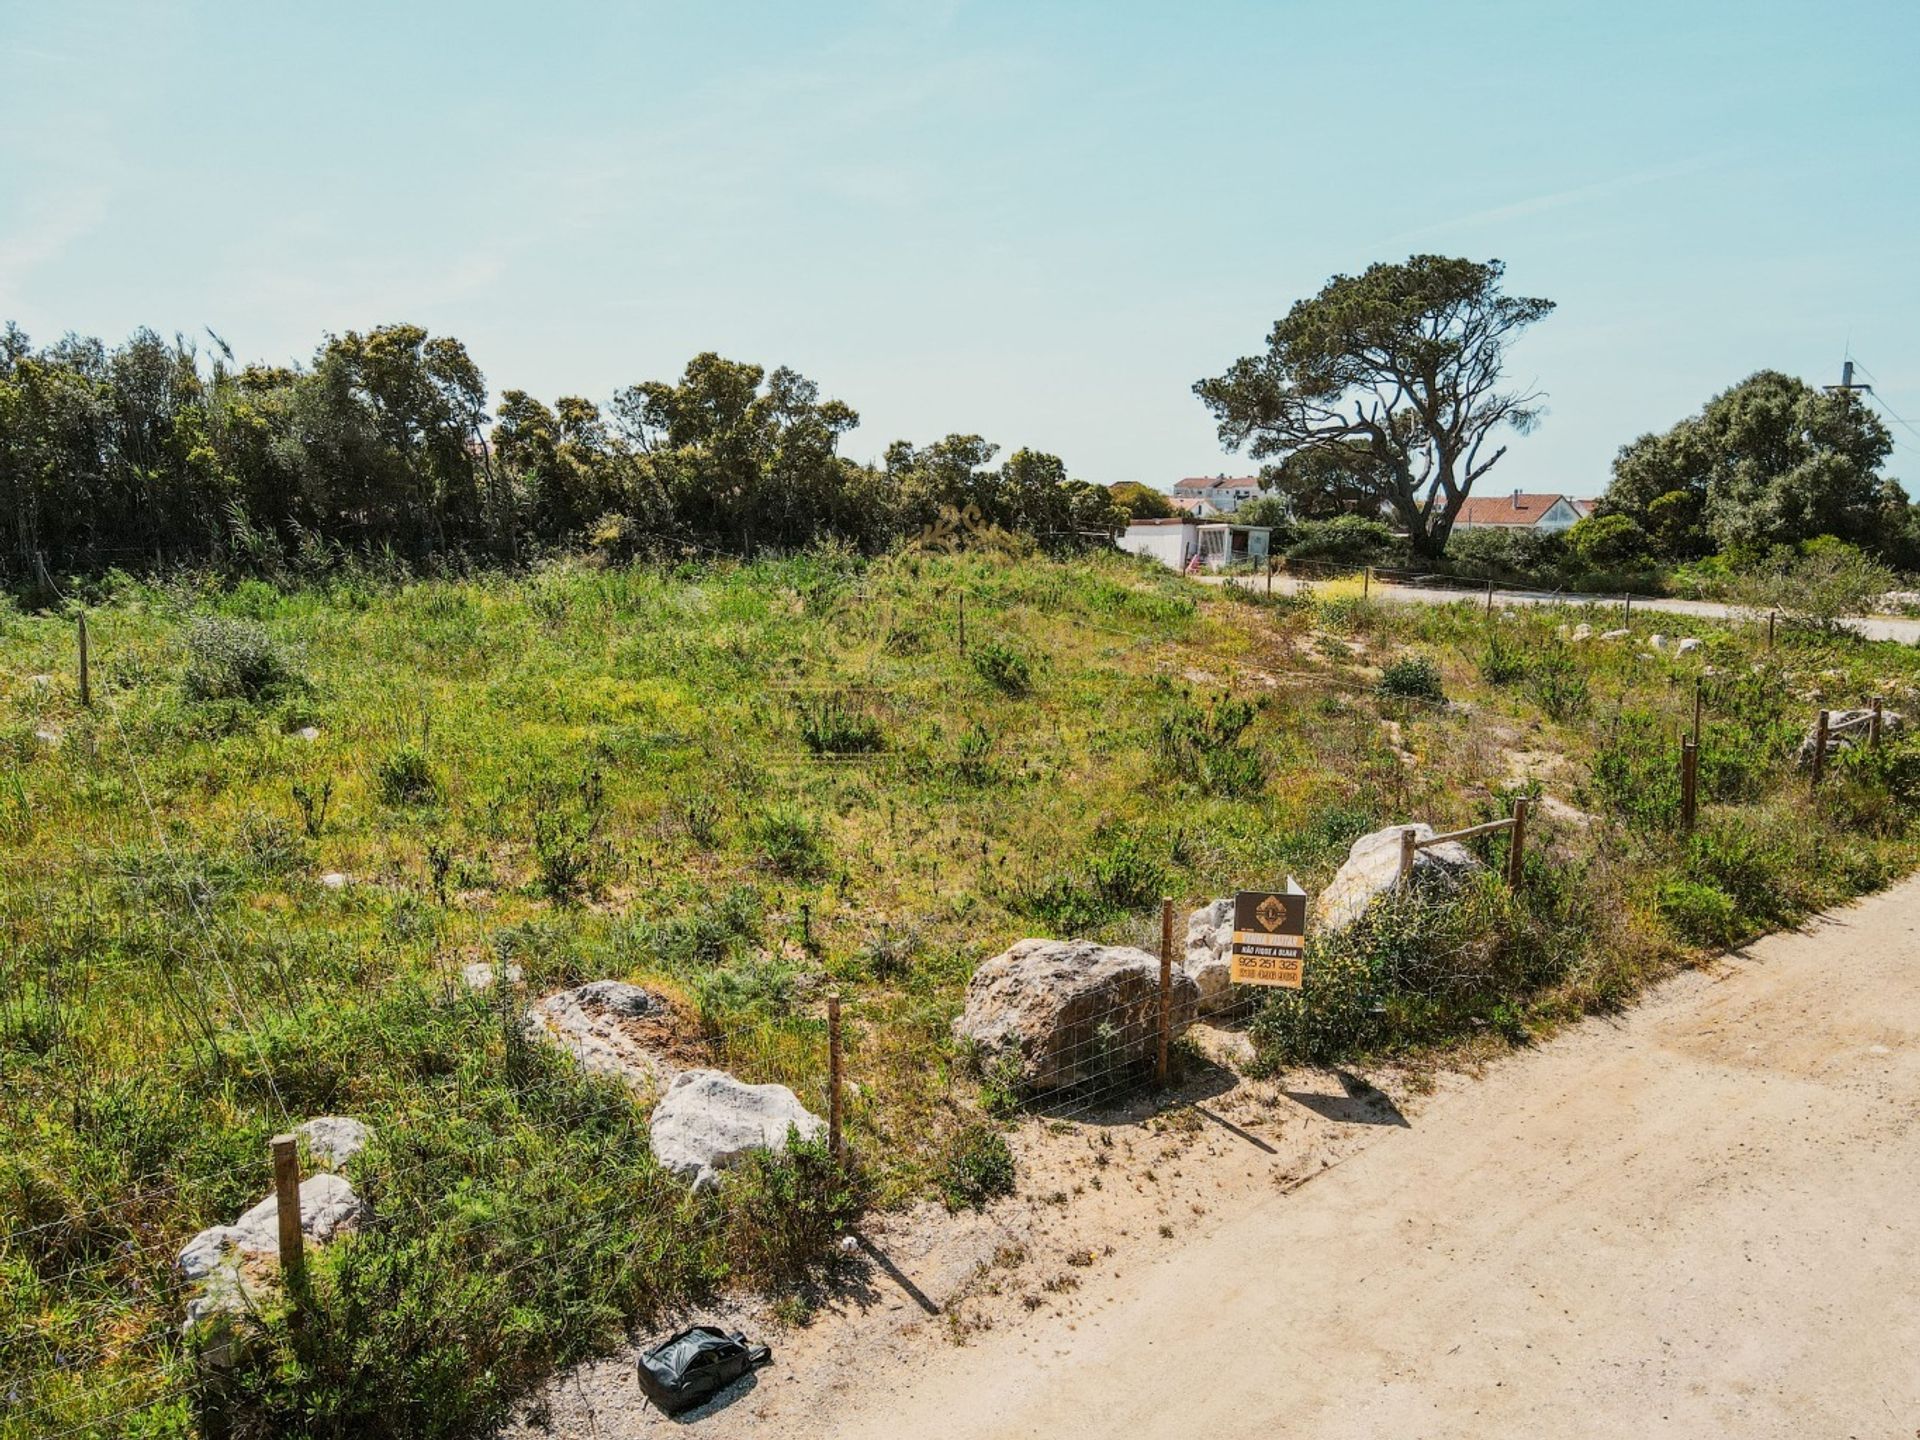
635, 1326, 773, 1415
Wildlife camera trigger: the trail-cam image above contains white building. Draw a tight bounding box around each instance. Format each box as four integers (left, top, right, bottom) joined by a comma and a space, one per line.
1119, 517, 1272, 573
1171, 474, 1264, 515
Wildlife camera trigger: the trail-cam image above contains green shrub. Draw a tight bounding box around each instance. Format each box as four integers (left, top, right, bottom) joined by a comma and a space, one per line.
531, 769, 608, 901
938, 1124, 1016, 1211
1657, 877, 1741, 947
722, 1129, 865, 1288
1156, 693, 1258, 786
1476, 630, 1527, 686
1529, 650, 1589, 720
182, 615, 298, 702
970, 642, 1032, 696
1376, 655, 1445, 702
795, 693, 885, 755
1248, 938, 1380, 1065
754, 803, 829, 878
374, 743, 440, 806
1286, 516, 1395, 566
1085, 830, 1166, 911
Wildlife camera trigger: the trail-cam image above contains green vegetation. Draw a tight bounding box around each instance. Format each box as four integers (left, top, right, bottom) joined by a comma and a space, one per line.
0, 325, 1125, 598
5, 546, 1920, 1436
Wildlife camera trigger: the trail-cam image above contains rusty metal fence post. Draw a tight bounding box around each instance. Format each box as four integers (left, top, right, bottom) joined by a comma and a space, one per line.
1811, 709, 1830, 788
1681, 738, 1699, 831
1871, 696, 1884, 749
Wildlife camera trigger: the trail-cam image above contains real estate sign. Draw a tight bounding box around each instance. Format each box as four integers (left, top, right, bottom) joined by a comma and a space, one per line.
1229, 880, 1307, 989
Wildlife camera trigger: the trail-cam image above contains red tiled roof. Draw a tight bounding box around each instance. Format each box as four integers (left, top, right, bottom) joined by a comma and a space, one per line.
1172, 475, 1260, 492
1455, 492, 1574, 527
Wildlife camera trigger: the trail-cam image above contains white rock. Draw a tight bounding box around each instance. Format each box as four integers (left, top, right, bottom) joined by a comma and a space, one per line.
1317, 823, 1485, 935
1570, 624, 1592, 642
952, 939, 1199, 1094
297, 726, 320, 742
1600, 629, 1631, 642
295, 1116, 370, 1169
649, 1069, 825, 1191
461, 960, 524, 992
1675, 637, 1702, 655
1649, 633, 1667, 651
1183, 898, 1235, 1017
33, 727, 60, 748
179, 1173, 371, 1349
319, 872, 348, 890
528, 980, 674, 1087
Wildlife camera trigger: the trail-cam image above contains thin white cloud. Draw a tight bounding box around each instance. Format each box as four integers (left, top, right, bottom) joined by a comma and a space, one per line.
1379, 154, 1726, 247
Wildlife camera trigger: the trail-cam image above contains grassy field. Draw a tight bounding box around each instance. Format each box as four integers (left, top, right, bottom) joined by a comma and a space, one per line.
5, 545, 1920, 1438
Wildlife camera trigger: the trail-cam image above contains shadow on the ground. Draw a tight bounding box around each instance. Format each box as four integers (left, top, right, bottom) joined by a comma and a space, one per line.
1282, 1070, 1409, 1128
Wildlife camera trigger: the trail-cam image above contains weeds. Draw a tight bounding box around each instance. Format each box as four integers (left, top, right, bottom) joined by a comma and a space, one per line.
1376, 655, 1444, 702
938, 1124, 1017, 1210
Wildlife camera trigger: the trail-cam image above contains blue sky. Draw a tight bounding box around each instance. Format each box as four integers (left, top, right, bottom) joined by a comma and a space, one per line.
4, 0, 1918, 495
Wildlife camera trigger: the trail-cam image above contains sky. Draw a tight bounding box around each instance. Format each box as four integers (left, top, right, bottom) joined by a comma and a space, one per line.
4, 0, 1918, 497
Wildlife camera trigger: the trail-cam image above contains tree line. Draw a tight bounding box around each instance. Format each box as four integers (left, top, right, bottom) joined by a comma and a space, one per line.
0, 322, 1124, 595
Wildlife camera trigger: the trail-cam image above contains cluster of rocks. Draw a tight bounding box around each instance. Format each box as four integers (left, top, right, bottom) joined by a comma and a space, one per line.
177, 1116, 373, 1359
952, 823, 1486, 1097
524, 978, 827, 1191
1553, 622, 1702, 655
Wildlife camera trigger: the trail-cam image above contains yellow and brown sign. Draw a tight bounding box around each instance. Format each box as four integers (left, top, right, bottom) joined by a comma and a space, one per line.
1230, 884, 1307, 989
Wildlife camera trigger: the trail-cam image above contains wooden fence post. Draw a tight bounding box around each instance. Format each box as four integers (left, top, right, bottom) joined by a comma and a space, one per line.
1767, 610, 1777, 650
1505, 798, 1529, 890
1397, 827, 1417, 887
1871, 696, 1884, 749
1812, 709, 1830, 788
1484, 578, 1495, 616
1623, 592, 1632, 624
1681, 738, 1699, 831
827, 994, 843, 1163
1266, 556, 1273, 595
1363, 566, 1371, 597
1156, 898, 1172, 1087
77, 612, 91, 709
957, 594, 966, 653
270, 1134, 305, 1306
1692, 678, 1703, 747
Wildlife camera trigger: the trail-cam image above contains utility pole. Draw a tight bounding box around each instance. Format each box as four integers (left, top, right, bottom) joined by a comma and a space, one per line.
1825, 360, 1872, 398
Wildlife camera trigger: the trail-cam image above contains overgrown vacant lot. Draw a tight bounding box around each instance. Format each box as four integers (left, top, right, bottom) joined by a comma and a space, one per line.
5, 548, 1920, 1438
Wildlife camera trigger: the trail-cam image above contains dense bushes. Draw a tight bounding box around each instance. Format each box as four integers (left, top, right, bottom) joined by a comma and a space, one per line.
0, 325, 1125, 594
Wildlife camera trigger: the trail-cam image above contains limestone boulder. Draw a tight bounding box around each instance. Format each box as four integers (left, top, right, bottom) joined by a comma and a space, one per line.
1183, 898, 1235, 1016
649, 1069, 825, 1191
528, 979, 676, 1088
1317, 823, 1484, 935
1797, 707, 1905, 769
952, 939, 1199, 1094
294, 1116, 369, 1170
1676, 637, 1702, 655
1600, 628, 1631, 642
178, 1171, 371, 1356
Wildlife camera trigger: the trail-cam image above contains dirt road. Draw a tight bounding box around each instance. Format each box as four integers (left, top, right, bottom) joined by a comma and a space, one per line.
1201, 571, 1920, 644
822, 877, 1920, 1440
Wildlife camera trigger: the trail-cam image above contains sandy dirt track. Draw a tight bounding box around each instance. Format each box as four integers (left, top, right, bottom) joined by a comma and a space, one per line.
1199, 571, 1920, 644
820, 877, 1920, 1440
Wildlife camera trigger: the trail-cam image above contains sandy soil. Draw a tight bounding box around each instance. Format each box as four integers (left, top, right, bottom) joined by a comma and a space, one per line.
511, 875, 1920, 1439
1199, 571, 1920, 644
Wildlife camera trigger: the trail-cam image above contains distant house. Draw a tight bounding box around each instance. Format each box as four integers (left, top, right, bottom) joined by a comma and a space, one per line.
1119, 517, 1272, 573
1172, 475, 1264, 515
1453, 491, 1586, 533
